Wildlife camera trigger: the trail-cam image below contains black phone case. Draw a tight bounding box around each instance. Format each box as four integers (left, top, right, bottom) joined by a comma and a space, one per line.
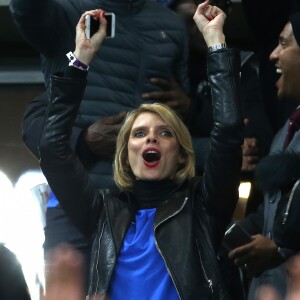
222, 223, 251, 251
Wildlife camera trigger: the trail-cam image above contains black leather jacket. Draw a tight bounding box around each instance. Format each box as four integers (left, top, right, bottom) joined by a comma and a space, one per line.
39, 49, 243, 299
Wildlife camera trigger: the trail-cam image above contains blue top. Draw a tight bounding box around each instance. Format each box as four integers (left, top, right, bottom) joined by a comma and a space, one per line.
47, 189, 59, 208
109, 208, 179, 300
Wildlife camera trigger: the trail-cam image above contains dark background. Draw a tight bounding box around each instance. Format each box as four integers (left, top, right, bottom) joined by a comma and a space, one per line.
0, 4, 44, 184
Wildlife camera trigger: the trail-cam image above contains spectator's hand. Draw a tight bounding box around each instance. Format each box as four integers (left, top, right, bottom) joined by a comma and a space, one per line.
41, 245, 85, 300
257, 254, 300, 300
242, 137, 260, 172
74, 10, 107, 66
41, 245, 104, 300
193, 0, 226, 47
142, 77, 190, 114
85, 112, 127, 159
228, 234, 284, 278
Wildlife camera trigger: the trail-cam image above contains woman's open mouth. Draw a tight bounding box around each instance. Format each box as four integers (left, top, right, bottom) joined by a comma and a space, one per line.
143, 149, 161, 168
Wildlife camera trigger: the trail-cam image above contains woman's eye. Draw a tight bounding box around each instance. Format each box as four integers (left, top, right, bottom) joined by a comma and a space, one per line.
160, 130, 172, 137
134, 131, 145, 137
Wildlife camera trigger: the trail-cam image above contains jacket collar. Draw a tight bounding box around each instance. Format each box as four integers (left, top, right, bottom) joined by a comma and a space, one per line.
105, 182, 189, 246
154, 183, 189, 228
105, 189, 137, 251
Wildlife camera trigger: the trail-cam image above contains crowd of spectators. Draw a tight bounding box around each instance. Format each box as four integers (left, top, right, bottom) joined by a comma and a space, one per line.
1, 0, 300, 299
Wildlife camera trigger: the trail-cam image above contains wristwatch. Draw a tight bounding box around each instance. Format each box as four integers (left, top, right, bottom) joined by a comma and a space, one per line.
208, 43, 227, 53
66, 51, 89, 71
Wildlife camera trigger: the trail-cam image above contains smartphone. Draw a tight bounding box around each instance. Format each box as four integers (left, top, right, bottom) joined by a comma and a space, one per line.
222, 223, 251, 252
85, 13, 115, 39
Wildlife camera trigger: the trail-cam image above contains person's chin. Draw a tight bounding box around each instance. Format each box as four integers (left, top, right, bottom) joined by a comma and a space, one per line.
277, 88, 283, 99
140, 172, 161, 181
276, 85, 289, 101
276, 78, 285, 100
141, 171, 170, 182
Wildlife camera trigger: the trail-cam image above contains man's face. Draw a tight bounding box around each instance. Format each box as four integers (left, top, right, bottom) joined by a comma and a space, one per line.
270, 22, 300, 101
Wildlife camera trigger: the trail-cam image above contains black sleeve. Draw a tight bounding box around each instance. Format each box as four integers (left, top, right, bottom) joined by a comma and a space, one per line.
39, 73, 102, 237
238, 202, 264, 235
22, 91, 49, 159
22, 68, 88, 160
241, 56, 274, 157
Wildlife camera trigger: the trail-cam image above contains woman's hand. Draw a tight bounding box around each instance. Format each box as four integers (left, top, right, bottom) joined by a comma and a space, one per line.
193, 0, 226, 47
73, 10, 107, 66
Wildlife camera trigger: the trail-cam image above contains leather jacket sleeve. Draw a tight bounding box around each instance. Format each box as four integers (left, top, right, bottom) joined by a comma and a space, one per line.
38, 72, 103, 237
201, 49, 244, 231
22, 91, 92, 164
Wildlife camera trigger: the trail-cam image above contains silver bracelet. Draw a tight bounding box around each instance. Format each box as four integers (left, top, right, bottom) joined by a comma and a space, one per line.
208, 43, 227, 53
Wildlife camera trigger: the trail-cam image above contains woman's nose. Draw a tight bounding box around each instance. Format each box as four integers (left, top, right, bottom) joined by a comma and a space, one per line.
146, 133, 157, 144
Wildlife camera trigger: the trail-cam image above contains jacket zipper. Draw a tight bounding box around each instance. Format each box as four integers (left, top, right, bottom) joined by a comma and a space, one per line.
196, 239, 214, 293
282, 179, 300, 224
153, 196, 189, 300
89, 219, 106, 297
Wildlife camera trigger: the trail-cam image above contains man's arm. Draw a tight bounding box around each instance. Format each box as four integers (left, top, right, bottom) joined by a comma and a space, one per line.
241, 57, 274, 171
9, 0, 67, 56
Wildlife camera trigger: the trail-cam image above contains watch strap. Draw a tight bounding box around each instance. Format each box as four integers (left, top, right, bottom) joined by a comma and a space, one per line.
66, 51, 89, 71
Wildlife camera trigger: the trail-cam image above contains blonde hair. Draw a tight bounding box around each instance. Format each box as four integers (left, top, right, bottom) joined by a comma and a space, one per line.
113, 103, 195, 190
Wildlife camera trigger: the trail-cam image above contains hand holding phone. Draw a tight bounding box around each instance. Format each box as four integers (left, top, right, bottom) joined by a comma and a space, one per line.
85, 13, 115, 39
222, 223, 252, 252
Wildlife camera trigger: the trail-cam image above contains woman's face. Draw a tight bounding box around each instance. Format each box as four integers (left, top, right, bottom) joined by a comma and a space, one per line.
127, 112, 184, 181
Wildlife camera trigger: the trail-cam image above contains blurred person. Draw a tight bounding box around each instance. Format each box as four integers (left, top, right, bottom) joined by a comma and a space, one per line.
229, 12, 300, 300
41, 244, 86, 300
10, 0, 190, 282
257, 255, 300, 300
13, 170, 49, 300
0, 172, 30, 299
0, 243, 31, 300
38, 2, 244, 299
